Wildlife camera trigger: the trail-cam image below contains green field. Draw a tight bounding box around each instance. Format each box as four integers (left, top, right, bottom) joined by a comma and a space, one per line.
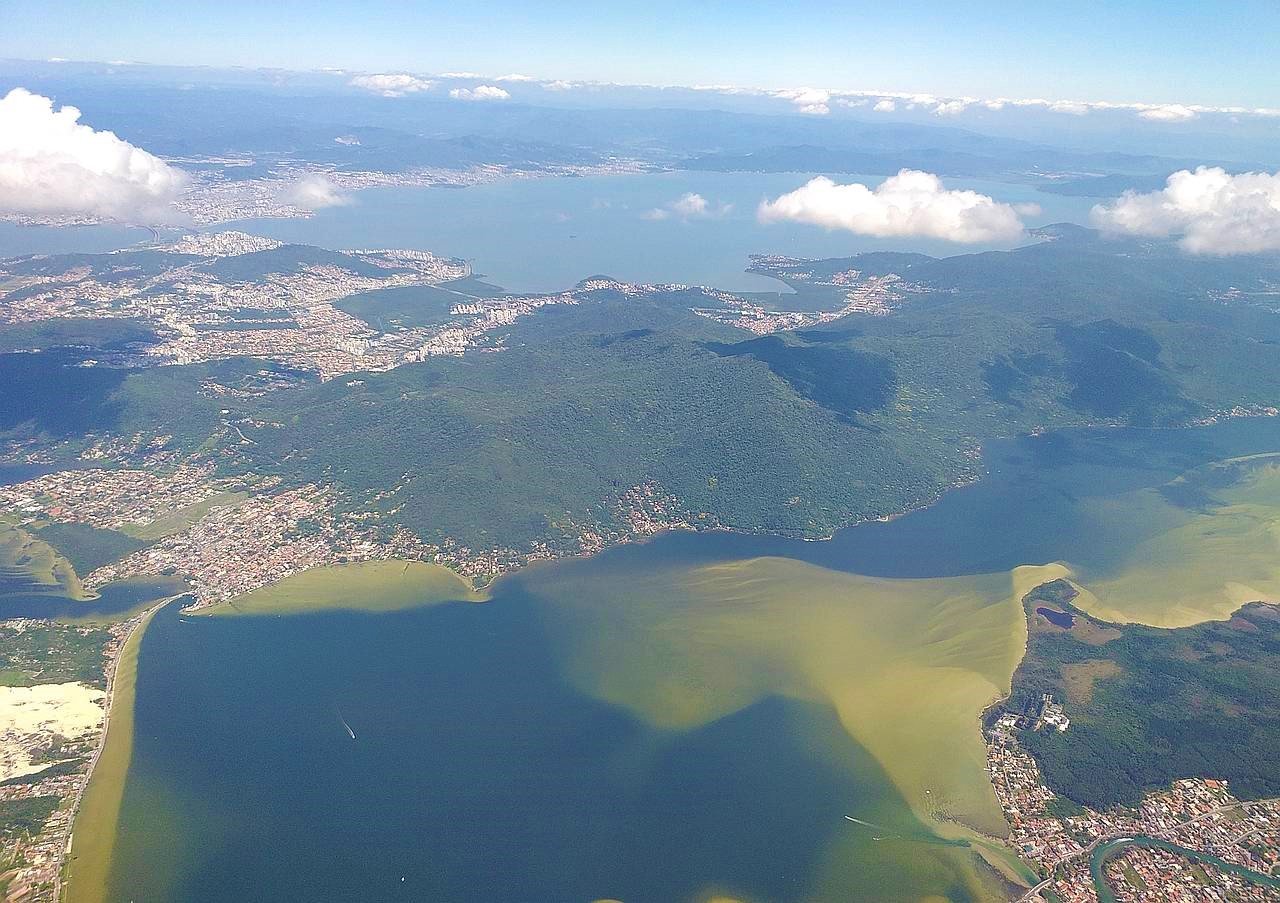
118, 491, 248, 541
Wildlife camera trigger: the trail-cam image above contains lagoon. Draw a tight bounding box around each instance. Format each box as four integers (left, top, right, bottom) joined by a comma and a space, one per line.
82, 416, 1280, 902
0, 170, 1095, 294
231, 171, 1096, 294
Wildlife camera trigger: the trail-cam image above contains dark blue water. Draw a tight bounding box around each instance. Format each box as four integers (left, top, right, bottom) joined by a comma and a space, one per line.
0, 577, 188, 620
112, 599, 971, 903
1035, 607, 1074, 628
102, 416, 1280, 903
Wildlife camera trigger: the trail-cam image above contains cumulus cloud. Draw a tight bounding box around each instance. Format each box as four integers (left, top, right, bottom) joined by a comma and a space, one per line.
449, 85, 510, 102
0, 87, 187, 223
350, 73, 433, 97
494, 73, 536, 82
643, 192, 731, 221
872, 99, 896, 113
282, 174, 352, 211
1091, 166, 1280, 255
758, 171, 1027, 243
774, 87, 831, 115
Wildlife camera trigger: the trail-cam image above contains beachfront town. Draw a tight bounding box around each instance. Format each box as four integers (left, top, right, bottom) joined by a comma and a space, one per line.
987, 711, 1280, 901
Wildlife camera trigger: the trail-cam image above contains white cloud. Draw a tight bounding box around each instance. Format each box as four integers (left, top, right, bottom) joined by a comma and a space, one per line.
932, 99, 972, 116
644, 192, 731, 221
0, 87, 187, 223
282, 174, 351, 211
439, 71, 483, 79
872, 99, 896, 113
1047, 100, 1091, 115
1137, 104, 1197, 122
494, 73, 536, 82
349, 73, 433, 97
775, 87, 830, 116
1091, 166, 1280, 255
449, 85, 510, 102
758, 171, 1027, 243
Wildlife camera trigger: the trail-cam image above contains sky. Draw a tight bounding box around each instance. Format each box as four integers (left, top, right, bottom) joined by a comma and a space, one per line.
3, 0, 1279, 109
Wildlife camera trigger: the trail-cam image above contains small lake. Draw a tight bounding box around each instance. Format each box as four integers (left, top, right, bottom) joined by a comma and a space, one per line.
97, 416, 1280, 903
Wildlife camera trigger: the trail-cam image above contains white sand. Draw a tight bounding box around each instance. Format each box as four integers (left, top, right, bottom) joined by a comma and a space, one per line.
0, 682, 106, 781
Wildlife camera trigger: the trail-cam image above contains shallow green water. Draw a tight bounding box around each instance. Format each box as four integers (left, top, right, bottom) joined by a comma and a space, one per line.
98, 417, 1280, 903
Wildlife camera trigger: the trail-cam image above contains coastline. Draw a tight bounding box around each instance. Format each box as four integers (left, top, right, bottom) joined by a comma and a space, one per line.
58, 595, 177, 903
192, 559, 487, 617
40, 416, 1280, 900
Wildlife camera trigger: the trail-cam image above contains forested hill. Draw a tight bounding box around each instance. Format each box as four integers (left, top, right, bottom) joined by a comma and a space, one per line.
5, 229, 1280, 559
1006, 580, 1280, 809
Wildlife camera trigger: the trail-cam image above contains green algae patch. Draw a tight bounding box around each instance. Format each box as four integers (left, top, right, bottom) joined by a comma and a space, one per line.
522, 556, 1065, 900
196, 560, 486, 617
62, 605, 157, 903
1070, 455, 1280, 627
526, 557, 1067, 840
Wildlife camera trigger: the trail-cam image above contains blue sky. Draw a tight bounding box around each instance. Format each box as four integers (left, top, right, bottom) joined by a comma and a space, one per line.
3, 0, 1279, 108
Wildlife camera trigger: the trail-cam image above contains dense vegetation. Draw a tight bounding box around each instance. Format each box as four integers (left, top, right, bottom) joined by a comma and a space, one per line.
0, 318, 157, 354
703, 335, 896, 418
0, 623, 111, 687
228, 299, 959, 549
0, 797, 59, 843
1008, 581, 1280, 809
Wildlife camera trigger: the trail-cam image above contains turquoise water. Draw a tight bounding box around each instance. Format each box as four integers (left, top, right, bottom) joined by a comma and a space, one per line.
100, 417, 1280, 903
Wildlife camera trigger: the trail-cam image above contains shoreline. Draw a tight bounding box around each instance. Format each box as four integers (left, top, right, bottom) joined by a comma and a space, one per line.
41, 415, 1280, 899
57, 594, 181, 903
